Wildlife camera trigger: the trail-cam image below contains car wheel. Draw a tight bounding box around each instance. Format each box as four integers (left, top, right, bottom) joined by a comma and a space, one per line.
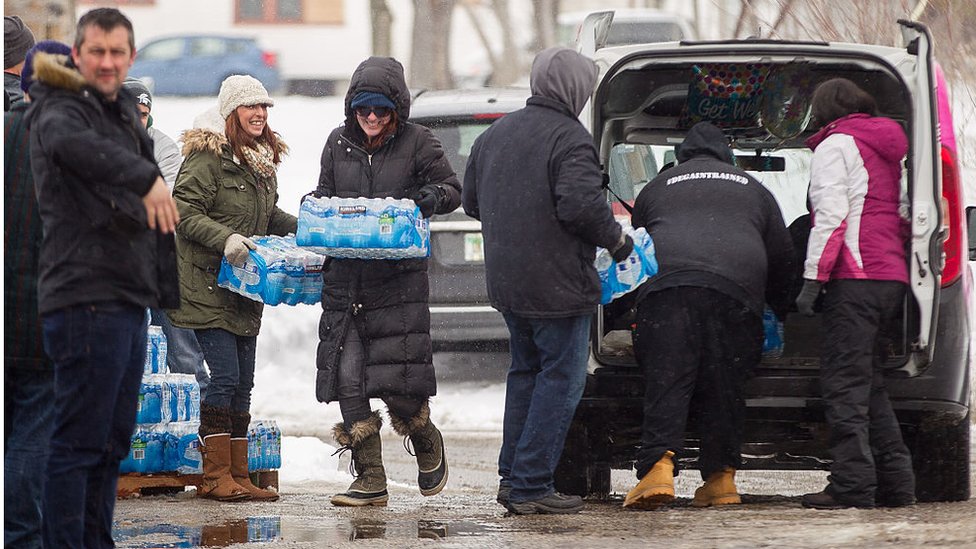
554, 414, 612, 500
908, 410, 971, 502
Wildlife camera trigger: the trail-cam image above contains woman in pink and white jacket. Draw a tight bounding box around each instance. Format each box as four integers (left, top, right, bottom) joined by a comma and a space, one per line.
796, 78, 916, 511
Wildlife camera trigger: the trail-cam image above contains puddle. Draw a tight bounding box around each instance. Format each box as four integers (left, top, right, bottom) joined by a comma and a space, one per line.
113, 516, 496, 546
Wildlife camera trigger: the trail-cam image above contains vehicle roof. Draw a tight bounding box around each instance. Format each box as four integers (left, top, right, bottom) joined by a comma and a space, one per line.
559, 8, 689, 25
591, 38, 909, 66
410, 87, 529, 119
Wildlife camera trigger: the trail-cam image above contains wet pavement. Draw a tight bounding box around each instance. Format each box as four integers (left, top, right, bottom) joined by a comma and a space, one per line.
112, 431, 976, 548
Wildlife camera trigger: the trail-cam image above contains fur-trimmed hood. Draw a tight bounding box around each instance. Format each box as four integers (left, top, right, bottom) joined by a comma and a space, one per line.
180, 123, 288, 161
30, 51, 85, 93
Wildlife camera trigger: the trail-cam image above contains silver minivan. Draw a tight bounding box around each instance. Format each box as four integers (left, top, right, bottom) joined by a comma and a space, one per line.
560, 12, 974, 503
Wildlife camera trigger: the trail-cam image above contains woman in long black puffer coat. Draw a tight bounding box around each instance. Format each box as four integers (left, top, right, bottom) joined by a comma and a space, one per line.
309, 56, 461, 507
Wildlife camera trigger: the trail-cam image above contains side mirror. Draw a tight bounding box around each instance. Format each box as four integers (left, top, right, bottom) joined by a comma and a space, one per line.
967, 206, 976, 261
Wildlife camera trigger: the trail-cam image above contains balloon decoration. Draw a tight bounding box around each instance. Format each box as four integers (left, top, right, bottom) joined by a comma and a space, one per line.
680, 63, 771, 129
759, 65, 814, 139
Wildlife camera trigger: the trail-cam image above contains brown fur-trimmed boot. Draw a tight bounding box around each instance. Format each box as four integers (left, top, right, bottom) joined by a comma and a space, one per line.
389, 402, 448, 497
331, 412, 388, 507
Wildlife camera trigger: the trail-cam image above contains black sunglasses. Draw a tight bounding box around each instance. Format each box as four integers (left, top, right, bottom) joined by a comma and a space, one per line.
354, 105, 392, 118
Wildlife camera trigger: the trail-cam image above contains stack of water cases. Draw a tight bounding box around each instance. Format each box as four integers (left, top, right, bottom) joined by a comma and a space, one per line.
217, 234, 327, 306
595, 226, 659, 304
120, 324, 203, 475
296, 196, 430, 259
120, 324, 282, 476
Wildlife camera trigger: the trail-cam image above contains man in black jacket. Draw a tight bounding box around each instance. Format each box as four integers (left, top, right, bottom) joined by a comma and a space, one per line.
622, 121, 795, 510
26, 8, 179, 547
463, 47, 632, 515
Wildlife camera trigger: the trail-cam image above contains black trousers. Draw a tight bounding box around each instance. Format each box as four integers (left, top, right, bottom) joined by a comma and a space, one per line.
820, 279, 914, 505
632, 287, 762, 480
336, 321, 423, 430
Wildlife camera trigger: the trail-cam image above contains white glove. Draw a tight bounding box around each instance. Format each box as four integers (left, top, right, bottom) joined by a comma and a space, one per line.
223, 234, 256, 267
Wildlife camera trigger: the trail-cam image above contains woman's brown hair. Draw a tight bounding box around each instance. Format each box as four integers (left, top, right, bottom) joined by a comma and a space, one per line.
361, 110, 398, 152
224, 107, 283, 164
810, 78, 878, 128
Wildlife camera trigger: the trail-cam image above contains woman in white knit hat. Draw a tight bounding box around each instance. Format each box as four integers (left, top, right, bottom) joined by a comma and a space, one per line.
169, 74, 297, 502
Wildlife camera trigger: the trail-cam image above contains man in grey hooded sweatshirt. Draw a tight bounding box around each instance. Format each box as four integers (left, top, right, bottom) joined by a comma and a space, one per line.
463, 47, 632, 515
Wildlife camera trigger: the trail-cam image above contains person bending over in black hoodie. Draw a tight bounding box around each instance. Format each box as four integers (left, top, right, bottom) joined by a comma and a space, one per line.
623, 121, 795, 510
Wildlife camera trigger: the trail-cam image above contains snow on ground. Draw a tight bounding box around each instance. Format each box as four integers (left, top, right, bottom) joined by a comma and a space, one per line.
151, 96, 507, 486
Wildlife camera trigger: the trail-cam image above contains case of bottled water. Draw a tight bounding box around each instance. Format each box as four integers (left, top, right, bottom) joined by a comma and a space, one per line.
247, 419, 282, 472
296, 196, 430, 259
217, 234, 327, 306
762, 307, 785, 358
120, 323, 205, 475
595, 226, 659, 304
120, 426, 165, 474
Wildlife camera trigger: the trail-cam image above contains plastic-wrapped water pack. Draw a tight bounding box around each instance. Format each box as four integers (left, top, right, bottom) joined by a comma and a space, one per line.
296, 196, 429, 259
247, 419, 282, 472
143, 325, 168, 375
217, 234, 327, 306
595, 226, 659, 305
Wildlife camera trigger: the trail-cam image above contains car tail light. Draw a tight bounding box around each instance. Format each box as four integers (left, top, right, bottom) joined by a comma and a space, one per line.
940, 144, 965, 287
261, 51, 277, 68
473, 113, 506, 120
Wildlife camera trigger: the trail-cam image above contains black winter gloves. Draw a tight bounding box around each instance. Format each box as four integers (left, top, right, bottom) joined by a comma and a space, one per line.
413, 186, 445, 219
795, 280, 823, 317
610, 234, 635, 263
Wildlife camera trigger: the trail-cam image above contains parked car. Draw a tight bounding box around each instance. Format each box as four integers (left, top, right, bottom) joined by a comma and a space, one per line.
555, 13, 974, 503
558, 8, 697, 48
410, 87, 530, 350
131, 35, 281, 96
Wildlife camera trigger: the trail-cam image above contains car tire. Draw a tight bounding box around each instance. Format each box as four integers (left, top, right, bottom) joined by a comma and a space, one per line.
554, 416, 612, 500
908, 410, 971, 502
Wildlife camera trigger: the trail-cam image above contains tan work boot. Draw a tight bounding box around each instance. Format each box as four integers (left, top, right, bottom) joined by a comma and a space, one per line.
692, 467, 741, 507
331, 412, 389, 507
230, 438, 280, 501
623, 450, 675, 509
198, 434, 251, 502
389, 402, 448, 497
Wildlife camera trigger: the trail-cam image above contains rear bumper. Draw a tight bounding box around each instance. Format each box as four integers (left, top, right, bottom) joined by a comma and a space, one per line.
429, 304, 509, 351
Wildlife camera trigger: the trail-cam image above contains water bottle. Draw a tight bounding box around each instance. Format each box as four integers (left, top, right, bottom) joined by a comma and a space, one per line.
615, 252, 641, 290
247, 424, 258, 472
271, 420, 281, 469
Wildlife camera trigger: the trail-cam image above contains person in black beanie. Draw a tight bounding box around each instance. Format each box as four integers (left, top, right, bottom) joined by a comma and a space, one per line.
4, 15, 36, 109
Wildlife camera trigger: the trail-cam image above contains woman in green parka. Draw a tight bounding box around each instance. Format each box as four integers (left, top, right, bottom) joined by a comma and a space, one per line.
169, 75, 296, 503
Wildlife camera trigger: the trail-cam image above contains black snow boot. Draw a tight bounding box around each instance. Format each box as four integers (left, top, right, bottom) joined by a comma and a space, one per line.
389, 402, 448, 496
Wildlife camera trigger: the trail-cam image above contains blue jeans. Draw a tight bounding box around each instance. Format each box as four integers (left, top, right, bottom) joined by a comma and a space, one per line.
149, 308, 210, 398
41, 303, 146, 549
194, 329, 256, 413
499, 313, 591, 503
4, 367, 55, 549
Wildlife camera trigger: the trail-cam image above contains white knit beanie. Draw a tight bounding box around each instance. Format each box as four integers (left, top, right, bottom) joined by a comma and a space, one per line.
218, 74, 274, 120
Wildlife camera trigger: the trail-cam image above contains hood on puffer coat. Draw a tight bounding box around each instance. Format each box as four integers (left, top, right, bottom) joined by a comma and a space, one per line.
28, 51, 85, 94
180, 106, 288, 161
343, 56, 411, 123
